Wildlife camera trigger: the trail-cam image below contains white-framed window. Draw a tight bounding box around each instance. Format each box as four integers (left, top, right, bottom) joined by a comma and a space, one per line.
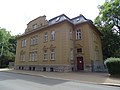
76, 29, 81, 39
35, 36, 38, 44
70, 48, 73, 60
34, 51, 37, 61
20, 54, 25, 61
32, 37, 35, 45
50, 49, 55, 60
44, 50, 48, 60
30, 36, 38, 45
29, 52, 32, 61
51, 31, 55, 41
21, 39, 26, 47
44, 32, 48, 42
70, 30, 73, 39
30, 38, 33, 45
29, 51, 37, 61
31, 52, 34, 61
20, 51, 25, 61
33, 24, 37, 29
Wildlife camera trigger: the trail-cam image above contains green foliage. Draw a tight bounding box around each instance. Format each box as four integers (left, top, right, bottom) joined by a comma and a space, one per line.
0, 28, 17, 68
101, 29, 120, 59
104, 57, 120, 75
94, 0, 120, 59
95, 0, 120, 33
0, 28, 10, 44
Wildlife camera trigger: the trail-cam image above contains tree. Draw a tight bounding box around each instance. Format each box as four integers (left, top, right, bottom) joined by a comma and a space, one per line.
95, 0, 120, 34
94, 0, 120, 59
0, 28, 17, 67
0, 28, 10, 57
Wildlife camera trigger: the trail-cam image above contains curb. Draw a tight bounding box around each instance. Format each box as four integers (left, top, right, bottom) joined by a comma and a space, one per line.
2, 70, 120, 87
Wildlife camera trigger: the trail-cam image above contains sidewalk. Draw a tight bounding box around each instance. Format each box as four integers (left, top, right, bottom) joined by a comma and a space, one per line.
1, 68, 120, 87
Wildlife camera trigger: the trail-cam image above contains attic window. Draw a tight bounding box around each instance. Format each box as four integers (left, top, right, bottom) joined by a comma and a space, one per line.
56, 17, 60, 22
33, 24, 37, 29
76, 18, 80, 22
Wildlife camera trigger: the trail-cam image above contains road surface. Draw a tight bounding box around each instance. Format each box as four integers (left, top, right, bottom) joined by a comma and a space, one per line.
0, 72, 119, 90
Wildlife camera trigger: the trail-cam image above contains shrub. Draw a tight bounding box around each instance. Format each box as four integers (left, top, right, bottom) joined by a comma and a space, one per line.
104, 57, 120, 75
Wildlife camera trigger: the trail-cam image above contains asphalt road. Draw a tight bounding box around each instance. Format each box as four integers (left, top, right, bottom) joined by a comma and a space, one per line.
0, 72, 119, 90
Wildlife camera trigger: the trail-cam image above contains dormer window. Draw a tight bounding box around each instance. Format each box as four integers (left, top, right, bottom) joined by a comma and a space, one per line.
76, 18, 80, 22
33, 24, 37, 29
56, 17, 60, 22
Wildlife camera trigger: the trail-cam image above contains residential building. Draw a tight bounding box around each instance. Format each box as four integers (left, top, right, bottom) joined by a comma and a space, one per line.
15, 14, 103, 72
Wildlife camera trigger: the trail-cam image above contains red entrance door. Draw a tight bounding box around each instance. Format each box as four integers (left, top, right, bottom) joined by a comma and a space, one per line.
77, 57, 84, 70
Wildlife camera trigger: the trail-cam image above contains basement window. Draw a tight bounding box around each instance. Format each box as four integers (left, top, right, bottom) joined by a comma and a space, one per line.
50, 67, 54, 72
43, 67, 46, 71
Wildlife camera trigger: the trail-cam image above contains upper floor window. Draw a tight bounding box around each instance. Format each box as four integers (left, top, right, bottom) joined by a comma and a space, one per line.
44, 32, 48, 42
50, 49, 55, 60
76, 29, 81, 39
30, 36, 38, 45
44, 50, 48, 60
33, 24, 37, 29
51, 31, 55, 41
70, 30, 73, 40
21, 39, 26, 47
30, 38, 33, 45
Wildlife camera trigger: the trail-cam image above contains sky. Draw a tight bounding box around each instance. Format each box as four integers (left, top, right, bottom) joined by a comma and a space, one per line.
0, 0, 105, 35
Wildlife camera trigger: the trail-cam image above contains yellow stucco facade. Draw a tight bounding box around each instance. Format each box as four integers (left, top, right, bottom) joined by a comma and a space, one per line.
15, 14, 103, 72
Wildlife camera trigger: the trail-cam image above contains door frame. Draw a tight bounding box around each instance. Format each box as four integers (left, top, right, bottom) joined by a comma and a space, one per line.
77, 57, 84, 70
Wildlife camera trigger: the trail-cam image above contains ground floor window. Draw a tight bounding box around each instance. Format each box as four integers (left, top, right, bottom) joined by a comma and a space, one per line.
29, 51, 37, 61
50, 49, 55, 60
44, 50, 48, 60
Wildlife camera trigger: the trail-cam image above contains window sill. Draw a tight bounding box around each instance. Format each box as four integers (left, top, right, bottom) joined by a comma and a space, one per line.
19, 61, 25, 62
50, 59, 55, 61
76, 52, 84, 55
43, 41, 48, 43
28, 60, 37, 62
21, 46, 26, 48
43, 60, 48, 62
30, 44, 38, 46
50, 40, 55, 41
75, 39, 81, 41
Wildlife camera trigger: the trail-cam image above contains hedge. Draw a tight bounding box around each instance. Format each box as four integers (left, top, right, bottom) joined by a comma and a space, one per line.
104, 57, 120, 75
